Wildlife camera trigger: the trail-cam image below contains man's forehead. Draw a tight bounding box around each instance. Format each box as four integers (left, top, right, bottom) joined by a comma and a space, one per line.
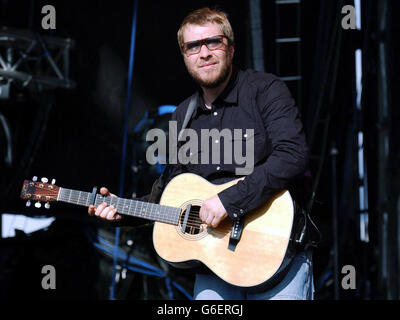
182, 22, 223, 42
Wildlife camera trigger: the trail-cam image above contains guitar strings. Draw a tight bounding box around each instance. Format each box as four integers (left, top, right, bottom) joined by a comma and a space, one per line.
33, 186, 233, 230
58, 194, 211, 230
59, 192, 207, 228
60, 194, 202, 222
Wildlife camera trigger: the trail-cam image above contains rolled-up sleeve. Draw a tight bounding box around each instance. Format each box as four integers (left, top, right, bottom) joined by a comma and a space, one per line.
218, 78, 309, 220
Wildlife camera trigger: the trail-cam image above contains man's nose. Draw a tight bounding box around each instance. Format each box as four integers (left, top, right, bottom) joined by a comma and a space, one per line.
198, 43, 212, 58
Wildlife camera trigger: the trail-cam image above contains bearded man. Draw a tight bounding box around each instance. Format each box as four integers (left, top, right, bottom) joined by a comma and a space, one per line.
89, 7, 313, 300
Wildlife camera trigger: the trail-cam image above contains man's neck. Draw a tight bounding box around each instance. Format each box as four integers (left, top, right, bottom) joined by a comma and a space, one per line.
201, 67, 233, 109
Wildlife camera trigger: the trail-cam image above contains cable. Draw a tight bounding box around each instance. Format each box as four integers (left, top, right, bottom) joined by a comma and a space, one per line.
165, 277, 174, 300
97, 235, 164, 274
92, 235, 194, 299
0, 113, 13, 167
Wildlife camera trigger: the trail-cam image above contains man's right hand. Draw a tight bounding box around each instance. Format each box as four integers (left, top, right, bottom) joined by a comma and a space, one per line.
88, 187, 122, 221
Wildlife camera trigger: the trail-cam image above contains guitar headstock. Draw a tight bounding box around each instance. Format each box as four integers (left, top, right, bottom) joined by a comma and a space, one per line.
20, 176, 59, 209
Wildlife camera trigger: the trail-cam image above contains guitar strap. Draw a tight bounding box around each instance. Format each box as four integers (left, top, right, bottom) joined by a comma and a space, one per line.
148, 95, 198, 204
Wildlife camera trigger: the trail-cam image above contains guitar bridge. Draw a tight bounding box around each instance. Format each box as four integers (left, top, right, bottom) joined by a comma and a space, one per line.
228, 218, 245, 251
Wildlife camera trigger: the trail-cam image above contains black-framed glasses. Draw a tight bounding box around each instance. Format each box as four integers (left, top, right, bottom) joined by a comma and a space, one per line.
180, 35, 230, 56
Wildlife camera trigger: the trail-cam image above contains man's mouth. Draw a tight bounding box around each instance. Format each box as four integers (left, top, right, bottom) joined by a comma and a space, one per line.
199, 62, 217, 68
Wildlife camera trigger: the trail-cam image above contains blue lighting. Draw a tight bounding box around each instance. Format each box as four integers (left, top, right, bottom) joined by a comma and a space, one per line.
158, 105, 177, 116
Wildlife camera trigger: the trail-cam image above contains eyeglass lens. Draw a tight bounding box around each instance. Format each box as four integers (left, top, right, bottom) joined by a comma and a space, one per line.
184, 36, 225, 55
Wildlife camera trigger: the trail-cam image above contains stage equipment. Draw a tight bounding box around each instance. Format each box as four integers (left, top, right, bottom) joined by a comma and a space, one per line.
112, 0, 138, 300
249, 0, 265, 72
274, 0, 302, 109
376, 0, 393, 299
0, 26, 75, 90
301, 0, 344, 298
330, 143, 339, 299
0, 27, 75, 237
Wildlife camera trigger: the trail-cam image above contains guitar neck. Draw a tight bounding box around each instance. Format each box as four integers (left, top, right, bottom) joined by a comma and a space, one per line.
58, 188, 181, 225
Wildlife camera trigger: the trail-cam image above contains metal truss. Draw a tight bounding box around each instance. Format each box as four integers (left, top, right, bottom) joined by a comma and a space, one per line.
0, 26, 75, 93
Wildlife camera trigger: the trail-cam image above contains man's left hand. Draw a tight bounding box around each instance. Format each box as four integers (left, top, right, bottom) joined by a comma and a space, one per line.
199, 195, 228, 228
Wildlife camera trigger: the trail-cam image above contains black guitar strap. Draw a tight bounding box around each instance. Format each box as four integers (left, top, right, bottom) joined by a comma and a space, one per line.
178, 94, 198, 141
148, 95, 198, 204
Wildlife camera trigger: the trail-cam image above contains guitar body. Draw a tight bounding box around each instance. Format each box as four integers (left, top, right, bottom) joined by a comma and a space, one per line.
153, 173, 295, 288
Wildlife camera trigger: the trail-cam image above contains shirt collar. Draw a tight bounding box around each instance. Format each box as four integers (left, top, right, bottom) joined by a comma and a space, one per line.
191, 65, 240, 118
218, 65, 239, 104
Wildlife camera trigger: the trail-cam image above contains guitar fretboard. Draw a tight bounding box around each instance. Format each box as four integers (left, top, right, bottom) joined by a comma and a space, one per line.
58, 188, 181, 225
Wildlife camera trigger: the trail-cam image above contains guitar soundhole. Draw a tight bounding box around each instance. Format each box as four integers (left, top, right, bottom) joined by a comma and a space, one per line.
178, 205, 204, 236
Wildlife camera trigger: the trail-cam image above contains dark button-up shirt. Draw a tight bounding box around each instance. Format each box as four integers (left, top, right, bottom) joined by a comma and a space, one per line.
166, 66, 309, 220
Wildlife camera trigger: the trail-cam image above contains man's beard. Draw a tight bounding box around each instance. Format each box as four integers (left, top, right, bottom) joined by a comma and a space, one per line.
186, 58, 232, 89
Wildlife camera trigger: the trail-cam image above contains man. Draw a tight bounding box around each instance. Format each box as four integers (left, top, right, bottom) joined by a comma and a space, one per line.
89, 7, 313, 300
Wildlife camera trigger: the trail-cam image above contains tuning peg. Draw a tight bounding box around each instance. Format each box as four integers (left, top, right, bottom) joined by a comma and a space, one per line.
51, 179, 56, 185
26, 200, 31, 207
45, 202, 50, 209
34, 202, 41, 208
32, 176, 38, 182
41, 177, 48, 183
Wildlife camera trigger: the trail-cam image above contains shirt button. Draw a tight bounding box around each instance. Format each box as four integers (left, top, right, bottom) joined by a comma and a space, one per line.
233, 213, 238, 218
213, 111, 218, 116
240, 209, 244, 214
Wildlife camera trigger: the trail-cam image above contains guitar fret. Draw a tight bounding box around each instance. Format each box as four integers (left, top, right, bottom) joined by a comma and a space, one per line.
150, 203, 155, 221
163, 207, 168, 223
124, 199, 130, 214
58, 188, 89, 207
128, 199, 132, 214
123, 199, 127, 212
146, 202, 150, 219
133, 201, 137, 218
138, 201, 143, 218
142, 202, 147, 218
119, 198, 123, 213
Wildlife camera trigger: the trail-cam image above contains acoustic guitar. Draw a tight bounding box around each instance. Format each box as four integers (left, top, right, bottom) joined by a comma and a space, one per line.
20, 173, 295, 288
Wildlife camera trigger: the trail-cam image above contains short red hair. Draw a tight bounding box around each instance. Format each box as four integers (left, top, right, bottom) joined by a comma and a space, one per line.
177, 7, 234, 46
